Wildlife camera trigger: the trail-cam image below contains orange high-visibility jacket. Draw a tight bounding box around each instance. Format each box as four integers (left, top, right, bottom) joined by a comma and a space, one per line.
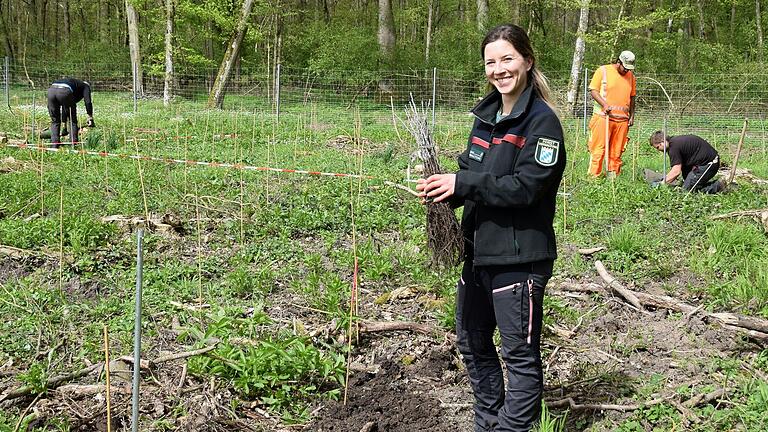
589, 65, 636, 120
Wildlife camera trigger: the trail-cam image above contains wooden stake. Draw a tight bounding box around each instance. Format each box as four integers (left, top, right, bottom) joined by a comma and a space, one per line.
726, 118, 748, 187
103, 325, 112, 432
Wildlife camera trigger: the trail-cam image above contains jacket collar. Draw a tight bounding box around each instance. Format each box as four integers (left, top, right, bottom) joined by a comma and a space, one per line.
472, 84, 535, 125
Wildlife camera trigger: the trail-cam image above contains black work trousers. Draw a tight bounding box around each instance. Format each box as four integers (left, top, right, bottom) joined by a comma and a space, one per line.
47, 86, 79, 145
682, 160, 721, 194
456, 260, 550, 432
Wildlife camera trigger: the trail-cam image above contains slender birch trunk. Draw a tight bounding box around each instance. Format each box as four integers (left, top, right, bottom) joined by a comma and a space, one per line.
163, 0, 174, 106
125, 0, 144, 96
567, 0, 590, 113
207, 0, 255, 108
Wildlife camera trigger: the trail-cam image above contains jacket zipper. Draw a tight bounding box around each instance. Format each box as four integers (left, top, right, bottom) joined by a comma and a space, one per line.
527, 279, 534, 344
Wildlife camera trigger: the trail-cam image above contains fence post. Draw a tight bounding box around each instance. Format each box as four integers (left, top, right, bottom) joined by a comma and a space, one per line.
431, 67, 437, 129
275, 63, 281, 122
131, 228, 144, 432
133, 62, 138, 113
582, 66, 588, 134
4, 57, 9, 108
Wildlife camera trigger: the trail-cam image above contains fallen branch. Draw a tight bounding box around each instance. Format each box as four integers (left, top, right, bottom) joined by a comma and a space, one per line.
546, 388, 728, 413
546, 395, 669, 411
0, 362, 103, 402
594, 261, 648, 313
55, 384, 131, 396
0, 344, 219, 402
154, 345, 219, 364
358, 320, 438, 336
556, 279, 768, 343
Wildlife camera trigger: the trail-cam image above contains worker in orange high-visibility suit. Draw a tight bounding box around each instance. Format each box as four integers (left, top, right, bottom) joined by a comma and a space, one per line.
587, 51, 636, 177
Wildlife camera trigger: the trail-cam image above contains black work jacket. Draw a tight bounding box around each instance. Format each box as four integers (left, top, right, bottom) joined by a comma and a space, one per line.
52, 78, 93, 117
453, 85, 565, 267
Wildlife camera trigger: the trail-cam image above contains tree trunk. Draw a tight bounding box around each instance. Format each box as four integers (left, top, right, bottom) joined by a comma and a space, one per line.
99, 0, 110, 45
610, 0, 626, 55
0, 0, 14, 58
207, 0, 255, 109
566, 0, 590, 113
758, 0, 764, 62
731, 1, 736, 37
125, 0, 144, 96
377, 0, 396, 64
476, 0, 488, 32
163, 0, 174, 106
61, 0, 70, 46
425, 0, 434, 62
667, 0, 675, 32
509, 0, 520, 25
696, 0, 705, 39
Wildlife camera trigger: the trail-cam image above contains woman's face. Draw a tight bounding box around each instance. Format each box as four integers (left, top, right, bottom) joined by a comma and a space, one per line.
483, 39, 532, 98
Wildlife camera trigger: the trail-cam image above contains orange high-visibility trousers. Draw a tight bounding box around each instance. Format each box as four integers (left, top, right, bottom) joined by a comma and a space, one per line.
587, 114, 629, 176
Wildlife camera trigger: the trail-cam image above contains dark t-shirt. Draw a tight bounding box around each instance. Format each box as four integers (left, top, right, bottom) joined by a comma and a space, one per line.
668, 135, 718, 176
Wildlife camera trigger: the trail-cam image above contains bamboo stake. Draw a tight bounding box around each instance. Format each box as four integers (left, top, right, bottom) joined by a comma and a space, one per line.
39, 131, 44, 215
103, 128, 109, 196
103, 325, 112, 432
390, 95, 404, 146
58, 186, 63, 294
194, 192, 203, 304
726, 118, 748, 186
344, 109, 364, 406
132, 126, 149, 223
239, 113, 245, 247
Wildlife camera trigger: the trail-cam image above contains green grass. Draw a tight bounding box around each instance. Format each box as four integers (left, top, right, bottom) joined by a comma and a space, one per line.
1, 89, 768, 429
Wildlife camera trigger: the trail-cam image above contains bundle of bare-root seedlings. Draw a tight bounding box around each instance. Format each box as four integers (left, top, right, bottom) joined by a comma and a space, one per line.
403, 99, 463, 268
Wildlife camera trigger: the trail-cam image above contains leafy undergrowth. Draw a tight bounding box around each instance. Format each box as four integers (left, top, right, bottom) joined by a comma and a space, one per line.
1, 94, 767, 431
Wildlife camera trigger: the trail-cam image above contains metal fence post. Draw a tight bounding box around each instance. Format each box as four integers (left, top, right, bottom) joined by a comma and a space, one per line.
431, 67, 437, 129
275, 63, 281, 122
4, 57, 9, 108
131, 228, 144, 432
583, 66, 588, 134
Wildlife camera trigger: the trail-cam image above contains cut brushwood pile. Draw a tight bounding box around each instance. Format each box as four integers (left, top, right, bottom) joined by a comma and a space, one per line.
402, 98, 463, 268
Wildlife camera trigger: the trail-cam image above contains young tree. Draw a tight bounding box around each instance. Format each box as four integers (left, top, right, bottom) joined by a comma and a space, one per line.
163, 0, 174, 106
126, 0, 144, 96
207, 0, 256, 108
566, 0, 590, 114
425, 0, 435, 62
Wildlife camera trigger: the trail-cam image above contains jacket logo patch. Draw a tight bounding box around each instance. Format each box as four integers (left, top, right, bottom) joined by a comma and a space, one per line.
469, 146, 485, 162
535, 137, 560, 167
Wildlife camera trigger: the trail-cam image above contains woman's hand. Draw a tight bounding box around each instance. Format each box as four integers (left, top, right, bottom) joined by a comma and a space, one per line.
416, 173, 456, 204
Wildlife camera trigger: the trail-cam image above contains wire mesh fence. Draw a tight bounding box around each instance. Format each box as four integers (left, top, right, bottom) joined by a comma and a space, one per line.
5, 57, 768, 140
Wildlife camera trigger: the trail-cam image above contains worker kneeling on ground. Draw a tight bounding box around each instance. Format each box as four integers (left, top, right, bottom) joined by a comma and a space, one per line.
648, 131, 726, 194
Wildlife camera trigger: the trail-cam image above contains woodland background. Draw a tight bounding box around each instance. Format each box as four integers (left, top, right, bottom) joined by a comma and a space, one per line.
3, 0, 768, 107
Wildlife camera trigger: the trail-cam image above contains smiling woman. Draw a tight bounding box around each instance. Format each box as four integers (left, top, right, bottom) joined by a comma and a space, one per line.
483, 40, 532, 116
417, 23, 565, 432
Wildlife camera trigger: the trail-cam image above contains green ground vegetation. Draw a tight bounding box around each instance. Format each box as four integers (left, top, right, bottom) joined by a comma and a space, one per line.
0, 90, 767, 430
